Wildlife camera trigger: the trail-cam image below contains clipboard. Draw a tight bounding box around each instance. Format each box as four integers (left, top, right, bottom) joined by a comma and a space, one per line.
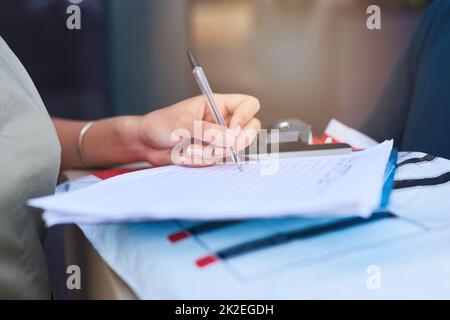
245, 118, 352, 160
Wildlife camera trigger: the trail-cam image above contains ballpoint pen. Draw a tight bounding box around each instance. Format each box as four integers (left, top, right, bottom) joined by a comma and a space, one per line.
187, 50, 244, 172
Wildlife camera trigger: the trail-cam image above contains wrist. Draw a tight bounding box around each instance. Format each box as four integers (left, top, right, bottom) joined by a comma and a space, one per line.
81, 116, 145, 167
115, 115, 147, 162
77, 121, 96, 167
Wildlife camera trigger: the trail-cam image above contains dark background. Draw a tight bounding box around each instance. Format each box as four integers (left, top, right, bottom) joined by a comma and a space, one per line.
0, 0, 193, 121
0, 0, 110, 119
0, 0, 429, 132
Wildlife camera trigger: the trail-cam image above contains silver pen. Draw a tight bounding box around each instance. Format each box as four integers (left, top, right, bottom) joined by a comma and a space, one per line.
187, 50, 243, 172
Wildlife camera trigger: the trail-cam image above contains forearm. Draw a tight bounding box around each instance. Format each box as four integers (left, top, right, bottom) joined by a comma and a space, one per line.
52, 117, 144, 170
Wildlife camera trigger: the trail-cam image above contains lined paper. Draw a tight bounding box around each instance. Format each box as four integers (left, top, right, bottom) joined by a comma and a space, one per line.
30, 141, 393, 223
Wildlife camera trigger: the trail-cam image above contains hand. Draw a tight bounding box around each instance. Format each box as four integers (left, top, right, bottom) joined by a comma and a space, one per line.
132, 94, 261, 166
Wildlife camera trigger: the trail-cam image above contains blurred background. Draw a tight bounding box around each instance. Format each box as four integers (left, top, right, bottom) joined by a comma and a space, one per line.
0, 0, 430, 134
0, 0, 432, 299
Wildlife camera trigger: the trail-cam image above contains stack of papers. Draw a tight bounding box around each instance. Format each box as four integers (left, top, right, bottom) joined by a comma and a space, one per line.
29, 141, 393, 226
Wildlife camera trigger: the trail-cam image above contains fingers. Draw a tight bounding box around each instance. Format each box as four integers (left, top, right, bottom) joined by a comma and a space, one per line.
148, 119, 260, 167
175, 119, 260, 166
173, 143, 227, 167
235, 118, 261, 151
202, 121, 238, 147
177, 118, 261, 166
151, 94, 261, 168
215, 94, 261, 129
178, 94, 260, 145
146, 139, 227, 167
176, 112, 238, 148
211, 94, 261, 153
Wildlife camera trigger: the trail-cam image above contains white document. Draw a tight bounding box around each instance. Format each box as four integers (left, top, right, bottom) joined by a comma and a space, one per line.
29, 140, 393, 223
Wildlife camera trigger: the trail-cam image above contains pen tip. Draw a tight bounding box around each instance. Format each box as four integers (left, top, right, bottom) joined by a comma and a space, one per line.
187, 49, 200, 69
